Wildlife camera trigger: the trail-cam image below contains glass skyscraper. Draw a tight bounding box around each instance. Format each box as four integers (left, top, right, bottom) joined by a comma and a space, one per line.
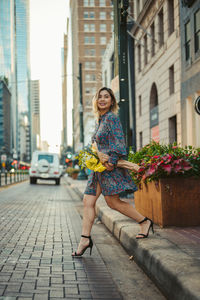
15, 0, 31, 161
0, 0, 31, 162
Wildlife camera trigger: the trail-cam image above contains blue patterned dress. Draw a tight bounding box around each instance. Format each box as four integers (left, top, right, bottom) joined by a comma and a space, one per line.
84, 111, 137, 196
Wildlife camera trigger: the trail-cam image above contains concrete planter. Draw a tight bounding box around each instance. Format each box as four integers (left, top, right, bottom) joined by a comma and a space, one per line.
134, 177, 200, 227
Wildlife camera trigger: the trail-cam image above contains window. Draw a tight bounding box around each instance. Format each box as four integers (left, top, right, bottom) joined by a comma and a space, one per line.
169, 65, 174, 95
84, 0, 95, 6
85, 48, 96, 56
144, 34, 148, 65
100, 36, 106, 44
83, 11, 95, 19
150, 22, 155, 57
110, 11, 114, 19
137, 0, 141, 17
85, 61, 96, 69
185, 21, 191, 61
84, 24, 95, 32
139, 132, 143, 149
84, 36, 95, 44
169, 115, 177, 143
100, 24, 106, 32
85, 74, 96, 81
138, 44, 141, 72
139, 95, 142, 116
101, 48, 106, 56
99, 0, 106, 6
85, 87, 96, 94
168, 0, 174, 35
100, 12, 106, 19
194, 9, 200, 53
158, 9, 164, 47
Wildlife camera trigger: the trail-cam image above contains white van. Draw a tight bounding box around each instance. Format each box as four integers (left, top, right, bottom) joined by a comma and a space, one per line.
29, 151, 61, 185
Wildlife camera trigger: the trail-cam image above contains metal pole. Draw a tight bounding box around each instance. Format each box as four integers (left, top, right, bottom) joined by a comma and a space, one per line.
77, 63, 87, 180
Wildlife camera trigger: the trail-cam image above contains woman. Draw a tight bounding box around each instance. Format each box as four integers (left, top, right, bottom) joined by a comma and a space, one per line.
72, 87, 154, 257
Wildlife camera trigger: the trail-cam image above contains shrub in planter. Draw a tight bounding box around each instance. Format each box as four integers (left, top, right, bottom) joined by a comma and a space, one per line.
128, 141, 200, 227
66, 167, 79, 179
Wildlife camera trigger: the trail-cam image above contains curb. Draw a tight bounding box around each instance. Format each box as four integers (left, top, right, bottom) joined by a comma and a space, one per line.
68, 178, 200, 300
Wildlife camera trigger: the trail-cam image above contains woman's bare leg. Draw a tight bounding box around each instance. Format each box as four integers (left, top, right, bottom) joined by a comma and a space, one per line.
72, 183, 102, 255
104, 194, 151, 237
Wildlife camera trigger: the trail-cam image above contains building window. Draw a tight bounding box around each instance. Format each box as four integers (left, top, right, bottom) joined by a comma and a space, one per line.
85, 48, 96, 56
169, 65, 174, 95
84, 36, 95, 44
194, 9, 200, 53
100, 36, 106, 44
110, 11, 114, 19
85, 61, 96, 69
99, 0, 106, 6
84, 24, 95, 32
100, 24, 106, 32
137, 0, 141, 17
158, 8, 164, 47
85, 74, 96, 81
138, 44, 141, 72
84, 0, 95, 6
139, 132, 143, 149
144, 34, 148, 65
83, 11, 95, 18
169, 115, 177, 143
185, 21, 191, 61
100, 11, 106, 19
168, 0, 174, 36
101, 48, 106, 56
150, 22, 155, 57
85, 86, 96, 94
139, 95, 142, 116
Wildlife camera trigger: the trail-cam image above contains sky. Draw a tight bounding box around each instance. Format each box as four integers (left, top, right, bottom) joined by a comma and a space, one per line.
29, 0, 69, 153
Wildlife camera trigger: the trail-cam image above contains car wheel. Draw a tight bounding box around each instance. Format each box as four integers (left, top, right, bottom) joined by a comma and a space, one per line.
30, 177, 36, 184
55, 179, 60, 185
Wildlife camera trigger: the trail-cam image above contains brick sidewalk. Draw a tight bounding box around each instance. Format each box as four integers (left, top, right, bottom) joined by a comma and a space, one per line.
66, 176, 200, 300
0, 181, 122, 299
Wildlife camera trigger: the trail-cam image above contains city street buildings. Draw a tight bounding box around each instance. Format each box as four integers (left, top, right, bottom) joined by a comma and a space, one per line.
132, 0, 181, 149
0, 80, 11, 155
69, 0, 113, 152
180, 0, 200, 147
30, 80, 41, 153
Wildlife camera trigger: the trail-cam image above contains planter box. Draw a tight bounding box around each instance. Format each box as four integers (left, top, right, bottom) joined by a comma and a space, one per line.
134, 178, 200, 227
71, 172, 79, 180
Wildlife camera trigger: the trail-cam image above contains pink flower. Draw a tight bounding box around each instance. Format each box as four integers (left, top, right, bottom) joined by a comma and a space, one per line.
172, 146, 177, 149
162, 164, 172, 174
174, 165, 182, 173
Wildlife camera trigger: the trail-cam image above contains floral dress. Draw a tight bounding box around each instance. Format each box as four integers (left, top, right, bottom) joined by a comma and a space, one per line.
84, 111, 137, 196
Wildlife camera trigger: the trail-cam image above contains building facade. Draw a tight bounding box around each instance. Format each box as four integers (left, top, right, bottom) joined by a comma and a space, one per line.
0, 80, 11, 155
70, 0, 113, 152
0, 0, 18, 156
15, 0, 31, 161
0, 0, 31, 161
30, 80, 41, 154
180, 0, 200, 147
131, 0, 181, 149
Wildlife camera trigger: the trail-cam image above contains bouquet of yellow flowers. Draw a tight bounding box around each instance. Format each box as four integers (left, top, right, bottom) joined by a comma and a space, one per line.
76, 145, 106, 173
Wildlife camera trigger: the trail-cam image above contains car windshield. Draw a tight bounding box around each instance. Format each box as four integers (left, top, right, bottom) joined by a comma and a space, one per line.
38, 154, 54, 163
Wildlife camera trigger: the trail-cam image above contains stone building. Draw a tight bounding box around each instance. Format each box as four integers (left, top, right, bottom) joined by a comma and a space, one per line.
132, 0, 181, 149
180, 0, 200, 147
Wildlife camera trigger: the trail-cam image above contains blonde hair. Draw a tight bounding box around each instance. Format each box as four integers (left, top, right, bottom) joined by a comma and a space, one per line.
92, 87, 119, 120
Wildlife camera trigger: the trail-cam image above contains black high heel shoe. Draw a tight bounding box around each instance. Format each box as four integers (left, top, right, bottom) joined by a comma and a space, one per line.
72, 235, 93, 257
136, 217, 154, 239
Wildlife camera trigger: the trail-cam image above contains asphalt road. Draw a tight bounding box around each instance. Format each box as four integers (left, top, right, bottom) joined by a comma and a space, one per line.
0, 178, 165, 299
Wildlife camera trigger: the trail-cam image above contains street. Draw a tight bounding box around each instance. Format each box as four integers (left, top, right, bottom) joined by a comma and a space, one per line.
0, 179, 165, 300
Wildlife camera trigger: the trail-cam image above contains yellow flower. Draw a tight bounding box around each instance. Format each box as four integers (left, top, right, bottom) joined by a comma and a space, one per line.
94, 162, 106, 172
85, 157, 98, 170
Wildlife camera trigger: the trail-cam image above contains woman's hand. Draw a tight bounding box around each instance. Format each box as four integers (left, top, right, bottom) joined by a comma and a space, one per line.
104, 162, 114, 171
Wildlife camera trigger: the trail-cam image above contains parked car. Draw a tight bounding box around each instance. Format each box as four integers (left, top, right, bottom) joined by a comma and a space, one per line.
29, 151, 62, 185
